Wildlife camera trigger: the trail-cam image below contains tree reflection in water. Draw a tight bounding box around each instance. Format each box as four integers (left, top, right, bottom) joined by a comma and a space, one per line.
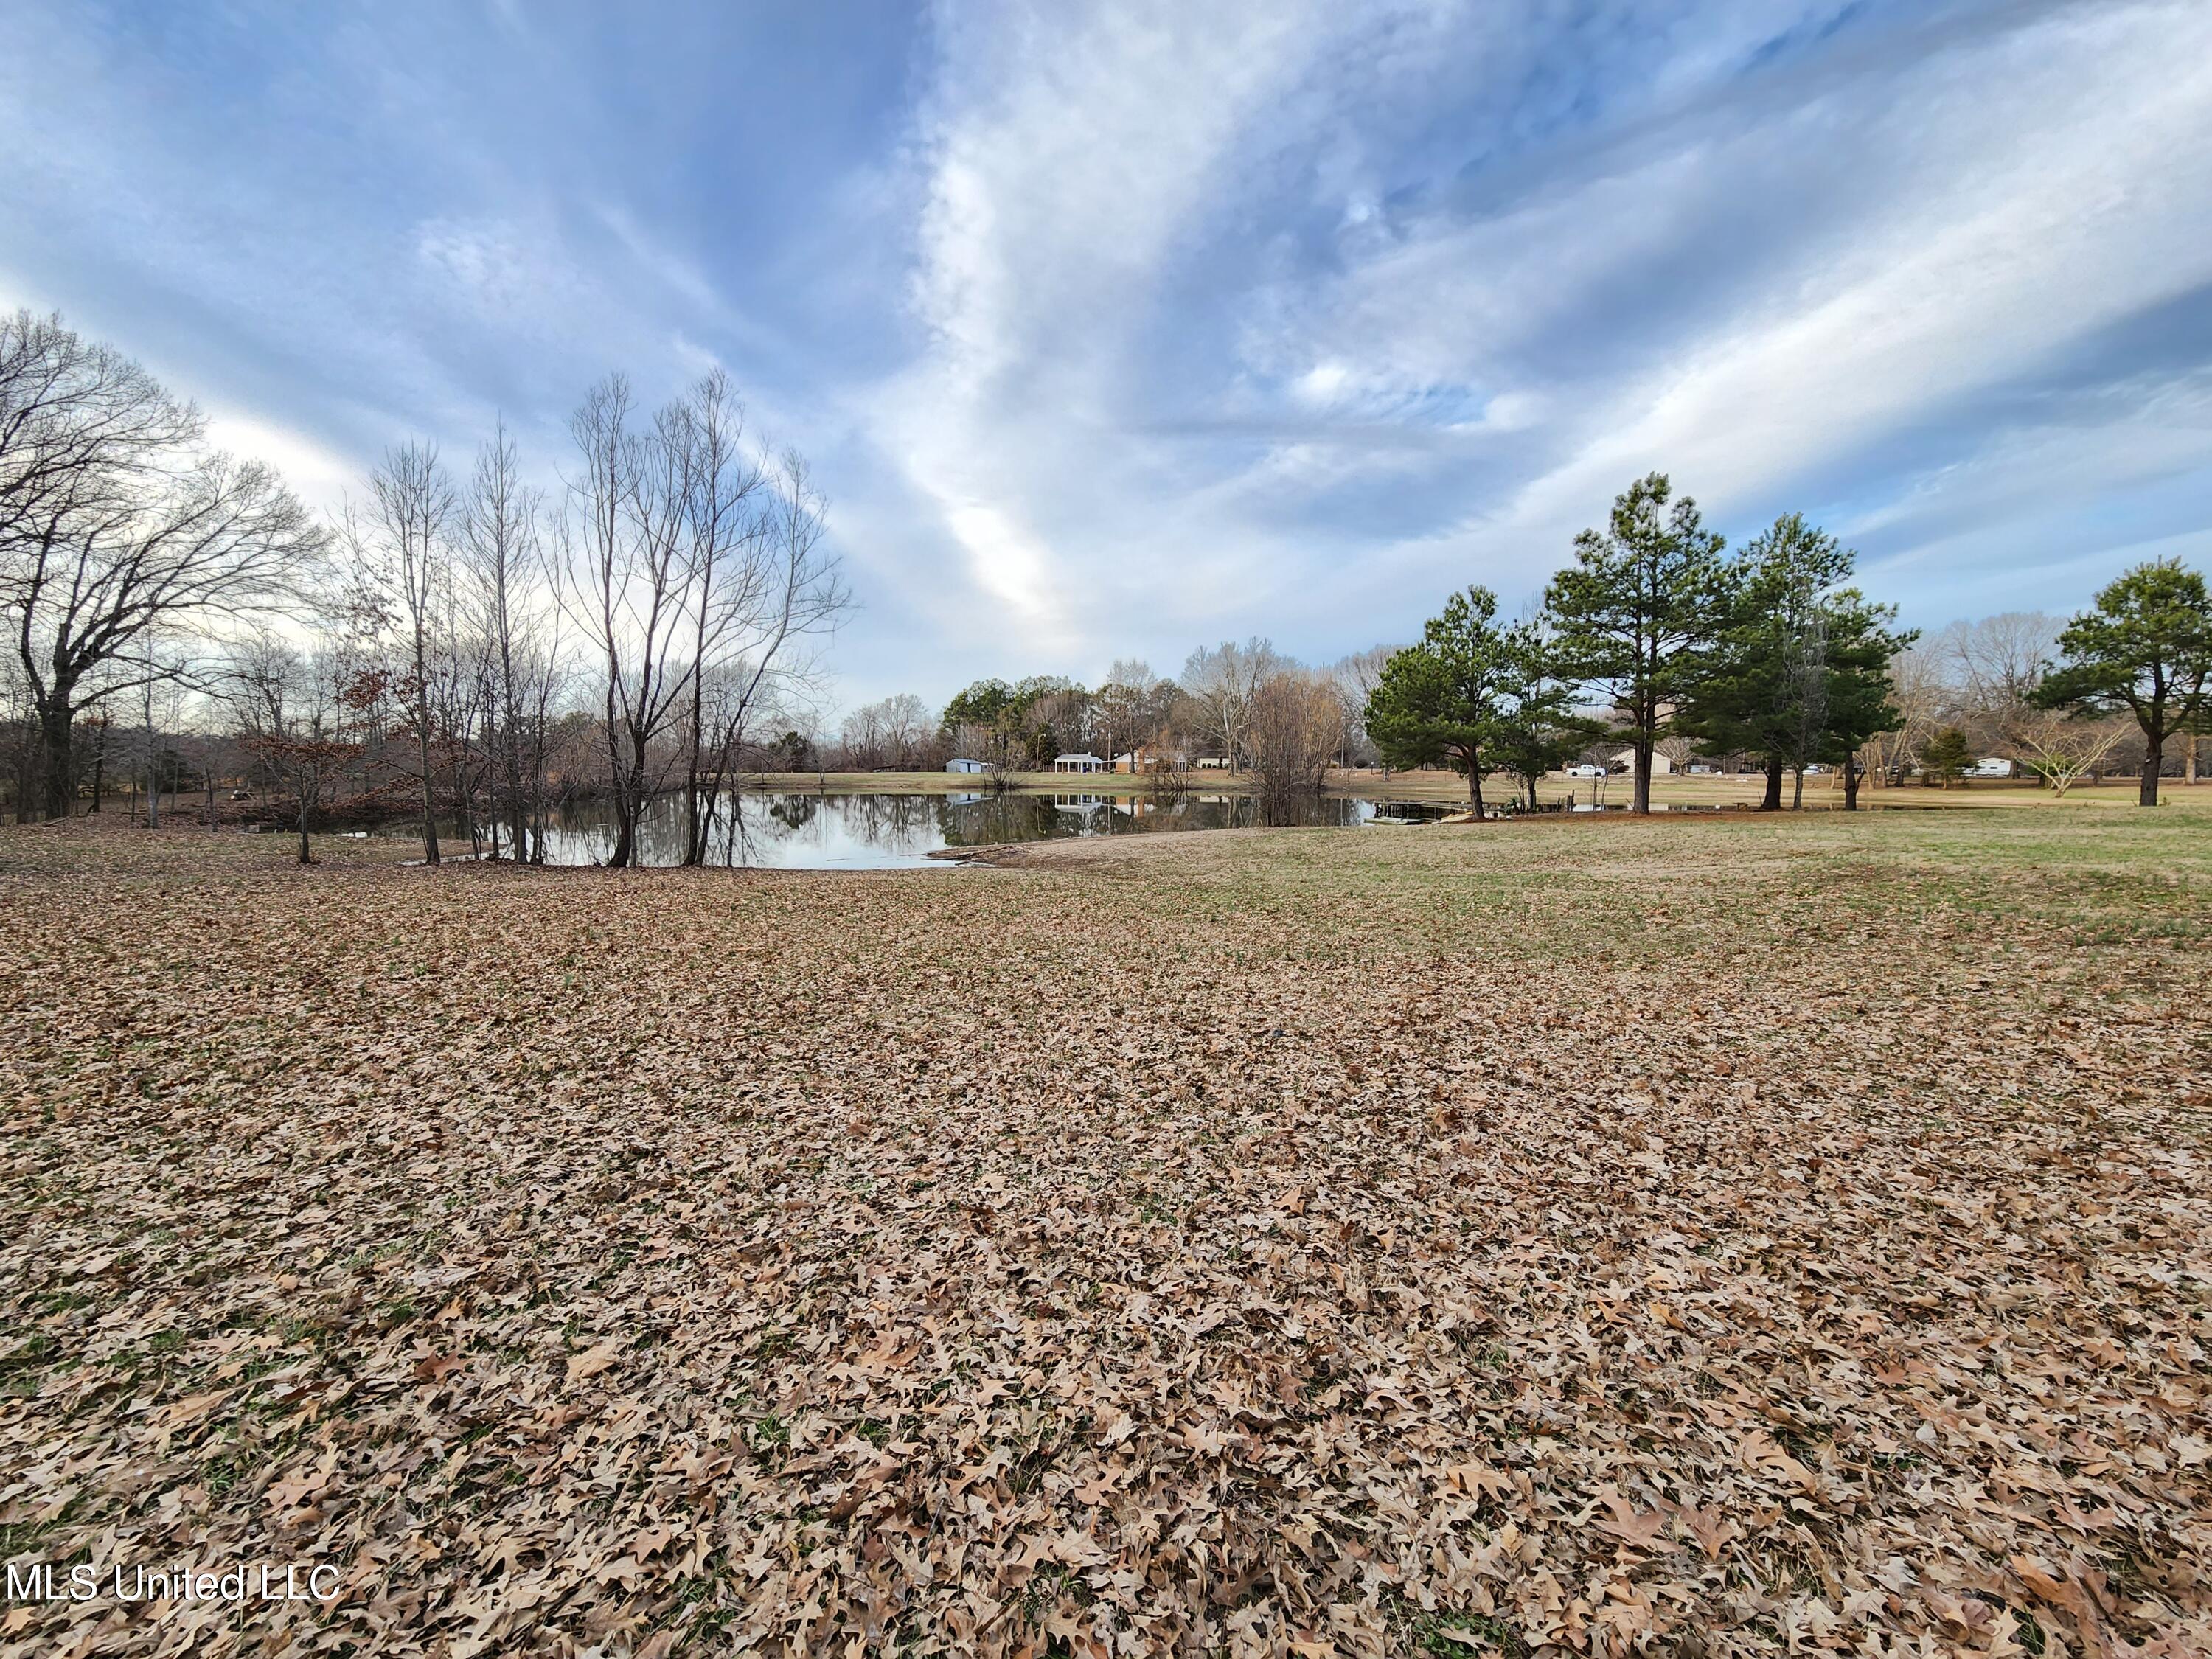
511, 790, 1413, 869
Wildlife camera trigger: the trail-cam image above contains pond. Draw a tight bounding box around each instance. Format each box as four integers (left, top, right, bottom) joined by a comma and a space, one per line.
496, 790, 1448, 870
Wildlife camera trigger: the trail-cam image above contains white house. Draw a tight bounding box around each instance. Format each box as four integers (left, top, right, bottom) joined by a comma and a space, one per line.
1194, 755, 1231, 770
1610, 748, 1674, 775
1053, 752, 1105, 774
946, 757, 987, 773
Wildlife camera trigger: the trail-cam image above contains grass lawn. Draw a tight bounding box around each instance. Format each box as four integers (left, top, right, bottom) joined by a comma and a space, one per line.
1332, 768, 2210, 813
1, 809, 2207, 1657
746, 765, 2210, 815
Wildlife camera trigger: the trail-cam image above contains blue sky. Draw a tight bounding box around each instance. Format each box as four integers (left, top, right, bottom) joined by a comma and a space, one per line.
4, 0, 2210, 712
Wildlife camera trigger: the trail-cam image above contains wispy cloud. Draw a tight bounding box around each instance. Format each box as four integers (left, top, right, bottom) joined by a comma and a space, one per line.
3, 0, 2208, 705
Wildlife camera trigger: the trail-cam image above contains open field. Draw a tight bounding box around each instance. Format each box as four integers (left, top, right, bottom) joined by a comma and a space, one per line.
745, 768, 2211, 814
1322, 771, 2212, 813
2, 812, 2208, 1657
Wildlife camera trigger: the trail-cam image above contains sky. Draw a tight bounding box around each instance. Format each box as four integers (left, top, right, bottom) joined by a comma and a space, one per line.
4, 0, 2210, 714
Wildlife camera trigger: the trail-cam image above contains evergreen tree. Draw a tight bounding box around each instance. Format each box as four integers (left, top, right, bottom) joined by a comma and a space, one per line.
1678, 515, 1913, 810
2031, 559, 2212, 806
1919, 726, 1972, 787
1364, 587, 1525, 817
1545, 473, 1729, 813
1817, 586, 1916, 811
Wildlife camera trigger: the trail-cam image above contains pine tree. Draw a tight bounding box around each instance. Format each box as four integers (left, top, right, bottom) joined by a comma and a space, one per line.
2031, 559, 2212, 807
1364, 588, 1523, 818
1545, 474, 1729, 813
1679, 515, 1913, 810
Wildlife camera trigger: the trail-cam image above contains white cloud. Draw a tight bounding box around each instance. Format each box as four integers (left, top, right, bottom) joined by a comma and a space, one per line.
10, 0, 2212, 714
848, 0, 2212, 690
856, 0, 1371, 657
203, 411, 361, 514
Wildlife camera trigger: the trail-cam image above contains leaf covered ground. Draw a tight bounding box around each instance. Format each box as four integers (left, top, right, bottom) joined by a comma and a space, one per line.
2, 809, 2208, 1658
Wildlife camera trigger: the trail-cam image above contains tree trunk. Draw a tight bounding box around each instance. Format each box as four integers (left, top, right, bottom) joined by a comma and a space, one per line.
608, 727, 649, 869
296, 778, 313, 866
145, 689, 161, 830
38, 698, 75, 822
2140, 736, 2163, 807
1790, 766, 1805, 811
456, 747, 481, 858
1843, 754, 1861, 812
602, 687, 631, 868
608, 804, 636, 869
683, 770, 707, 866
1467, 757, 1485, 820
682, 675, 708, 868
88, 720, 107, 813
1632, 739, 1652, 814
529, 737, 549, 865
416, 726, 441, 863
1760, 757, 1784, 811
507, 726, 529, 863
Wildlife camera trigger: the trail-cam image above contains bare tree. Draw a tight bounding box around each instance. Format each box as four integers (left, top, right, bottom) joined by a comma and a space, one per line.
1948, 612, 2062, 731
128, 636, 197, 828
226, 626, 351, 866
667, 372, 768, 863
366, 442, 458, 863
1935, 611, 2135, 794
1244, 669, 1338, 811
1330, 644, 1398, 768
1864, 639, 1947, 785
435, 598, 495, 858
876, 692, 932, 768
3, 313, 320, 819
839, 700, 887, 769
460, 422, 554, 860
1180, 638, 1281, 771
681, 450, 845, 861
2005, 708, 2131, 796
1094, 658, 1155, 769
560, 376, 694, 869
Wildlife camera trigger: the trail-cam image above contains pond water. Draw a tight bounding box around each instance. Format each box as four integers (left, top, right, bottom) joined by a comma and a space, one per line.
500, 790, 1447, 870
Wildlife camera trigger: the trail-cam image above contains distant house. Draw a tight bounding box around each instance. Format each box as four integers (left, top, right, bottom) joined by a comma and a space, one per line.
1194, 756, 1231, 770
946, 757, 987, 773
1113, 745, 1186, 773
1610, 748, 1675, 775
1053, 752, 1105, 774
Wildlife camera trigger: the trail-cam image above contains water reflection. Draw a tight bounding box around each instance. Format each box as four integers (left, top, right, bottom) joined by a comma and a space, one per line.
515, 790, 1423, 869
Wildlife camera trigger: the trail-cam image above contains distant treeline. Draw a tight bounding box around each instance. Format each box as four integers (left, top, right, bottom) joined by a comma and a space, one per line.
8, 310, 2207, 853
